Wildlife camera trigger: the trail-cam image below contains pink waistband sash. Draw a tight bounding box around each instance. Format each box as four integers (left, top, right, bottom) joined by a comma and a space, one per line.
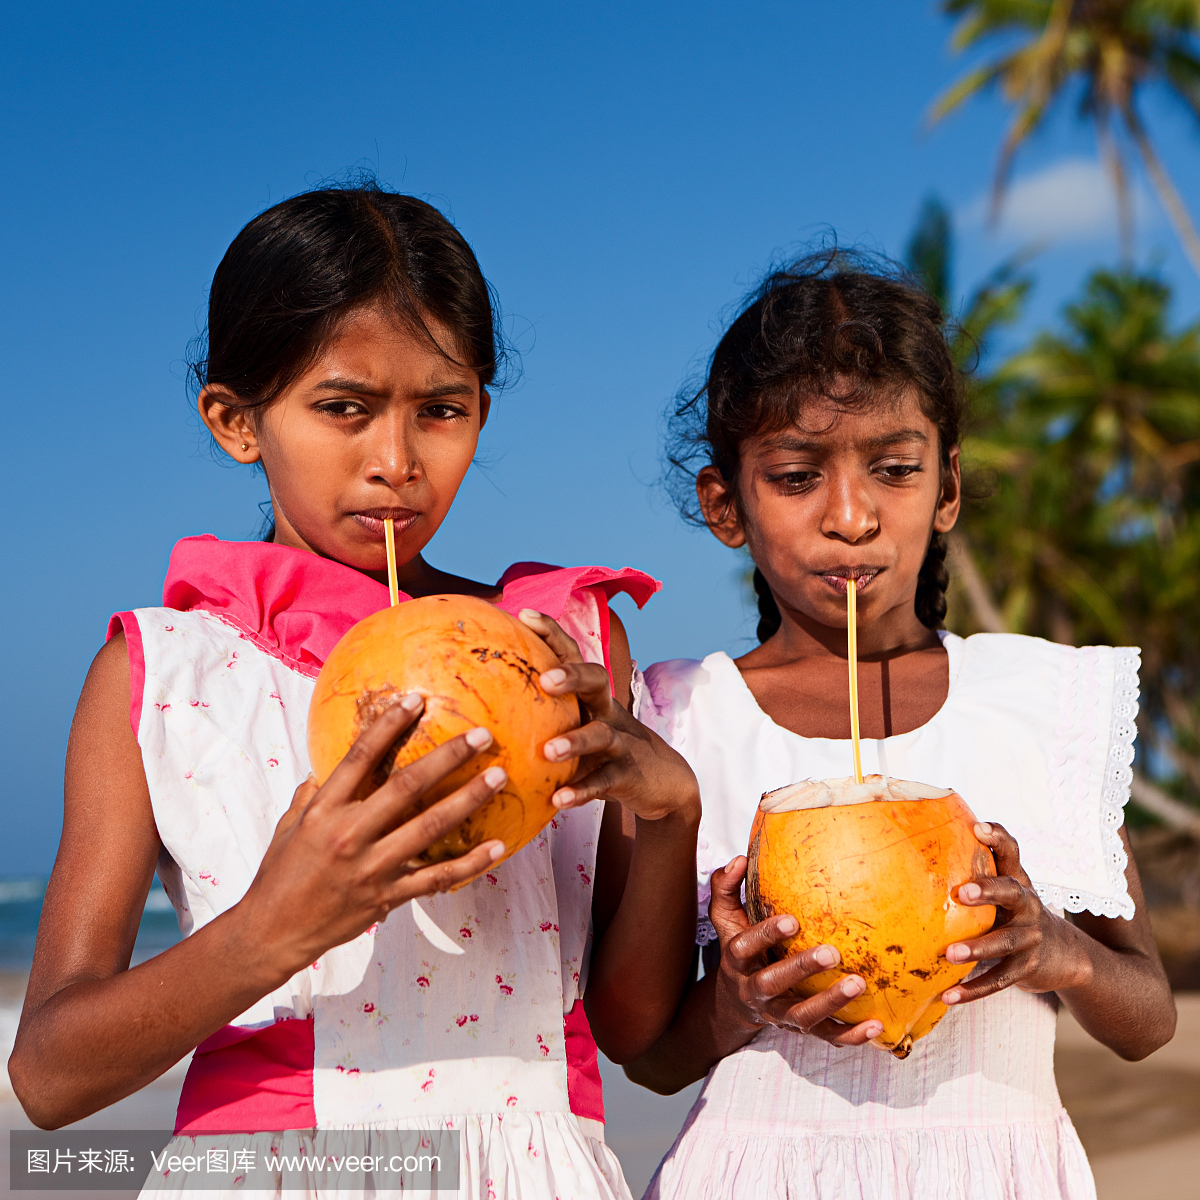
175, 1018, 316, 1135
563, 999, 605, 1124
175, 1001, 605, 1134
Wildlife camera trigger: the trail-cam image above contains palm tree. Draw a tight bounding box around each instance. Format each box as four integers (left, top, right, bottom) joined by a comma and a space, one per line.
960, 268, 1200, 818
904, 199, 1200, 826
932, 0, 1200, 274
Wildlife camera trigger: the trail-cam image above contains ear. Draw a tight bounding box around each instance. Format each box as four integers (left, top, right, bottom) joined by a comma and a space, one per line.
199, 386, 261, 464
696, 465, 746, 549
933, 444, 962, 533
478, 387, 491, 432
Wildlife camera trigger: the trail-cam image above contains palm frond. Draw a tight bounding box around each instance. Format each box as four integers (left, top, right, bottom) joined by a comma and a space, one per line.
1164, 45, 1200, 117
929, 60, 1010, 121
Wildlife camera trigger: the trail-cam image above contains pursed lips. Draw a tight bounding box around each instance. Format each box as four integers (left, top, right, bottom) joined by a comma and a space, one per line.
350, 510, 421, 537
818, 568, 881, 595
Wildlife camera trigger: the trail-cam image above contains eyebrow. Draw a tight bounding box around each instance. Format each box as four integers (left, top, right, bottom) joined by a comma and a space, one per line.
311, 376, 476, 399
761, 428, 930, 453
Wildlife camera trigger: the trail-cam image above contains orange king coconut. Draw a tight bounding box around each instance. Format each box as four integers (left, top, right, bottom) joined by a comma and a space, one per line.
308, 594, 580, 875
746, 774, 997, 1058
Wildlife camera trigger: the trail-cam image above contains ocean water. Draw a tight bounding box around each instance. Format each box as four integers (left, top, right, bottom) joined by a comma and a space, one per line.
0, 877, 181, 972
0, 878, 181, 1098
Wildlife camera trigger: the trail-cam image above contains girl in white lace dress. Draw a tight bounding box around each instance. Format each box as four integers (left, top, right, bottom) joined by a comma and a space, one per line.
11, 183, 702, 1200
627, 253, 1175, 1200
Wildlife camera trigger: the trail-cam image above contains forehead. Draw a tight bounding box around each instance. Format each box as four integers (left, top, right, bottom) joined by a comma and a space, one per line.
303, 305, 477, 387
751, 389, 937, 453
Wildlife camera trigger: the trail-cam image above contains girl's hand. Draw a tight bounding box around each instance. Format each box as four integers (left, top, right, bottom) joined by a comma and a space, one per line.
240, 694, 506, 982
518, 610, 700, 823
941, 821, 1094, 1006
708, 857, 883, 1047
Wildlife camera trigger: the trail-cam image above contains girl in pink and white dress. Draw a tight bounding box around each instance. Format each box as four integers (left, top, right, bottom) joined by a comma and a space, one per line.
627, 254, 1175, 1199
11, 183, 701, 1200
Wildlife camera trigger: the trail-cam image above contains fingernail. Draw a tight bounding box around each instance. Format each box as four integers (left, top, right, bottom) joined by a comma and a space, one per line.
488, 842, 505, 862
842, 976, 864, 997
545, 737, 571, 761
466, 727, 492, 749
401, 692, 424, 711
814, 945, 838, 969
777, 916, 798, 936
519, 608, 542, 621
975, 822, 992, 838
725, 858, 739, 872
945, 943, 969, 963
541, 668, 566, 688
553, 788, 575, 808
958, 882, 982, 903
866, 1022, 883, 1037
944, 989, 961, 1005
483, 766, 507, 789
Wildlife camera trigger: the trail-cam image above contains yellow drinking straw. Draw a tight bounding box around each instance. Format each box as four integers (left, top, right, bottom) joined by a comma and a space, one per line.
384, 517, 400, 607
847, 578, 864, 785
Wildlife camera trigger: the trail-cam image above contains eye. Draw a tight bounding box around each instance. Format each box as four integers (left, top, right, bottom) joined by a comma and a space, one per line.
420, 402, 470, 421
315, 399, 369, 418
764, 468, 820, 491
875, 462, 923, 480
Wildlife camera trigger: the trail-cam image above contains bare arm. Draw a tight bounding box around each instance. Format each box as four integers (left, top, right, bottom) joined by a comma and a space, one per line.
942, 822, 1174, 1061
11, 636, 510, 1128
520, 610, 701, 1064
624, 857, 882, 1094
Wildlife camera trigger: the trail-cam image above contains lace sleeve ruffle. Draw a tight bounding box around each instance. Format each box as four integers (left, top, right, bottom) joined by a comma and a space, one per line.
1033, 647, 1139, 920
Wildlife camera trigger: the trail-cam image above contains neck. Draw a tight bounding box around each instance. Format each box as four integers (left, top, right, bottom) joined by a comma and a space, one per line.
360, 552, 434, 596
771, 596, 941, 662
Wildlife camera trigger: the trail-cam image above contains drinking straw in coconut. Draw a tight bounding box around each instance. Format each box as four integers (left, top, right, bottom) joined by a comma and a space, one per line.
384, 517, 400, 607
847, 577, 864, 785
385, 513, 466, 955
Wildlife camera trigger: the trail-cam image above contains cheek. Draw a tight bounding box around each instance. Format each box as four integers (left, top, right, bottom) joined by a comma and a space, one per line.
258, 417, 351, 503
417, 428, 479, 504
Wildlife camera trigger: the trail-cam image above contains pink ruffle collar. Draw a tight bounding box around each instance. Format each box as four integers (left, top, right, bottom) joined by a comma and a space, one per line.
152, 534, 659, 678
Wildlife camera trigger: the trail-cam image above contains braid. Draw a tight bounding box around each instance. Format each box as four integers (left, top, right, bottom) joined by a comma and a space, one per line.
753, 567, 782, 643
915, 532, 949, 630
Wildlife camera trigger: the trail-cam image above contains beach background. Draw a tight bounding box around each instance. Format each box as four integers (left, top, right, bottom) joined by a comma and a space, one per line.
0, 880, 1196, 1199
4, 1, 1200, 1195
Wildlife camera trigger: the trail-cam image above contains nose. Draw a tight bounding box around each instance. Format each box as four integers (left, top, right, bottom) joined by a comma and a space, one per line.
363, 408, 419, 489
820, 466, 878, 544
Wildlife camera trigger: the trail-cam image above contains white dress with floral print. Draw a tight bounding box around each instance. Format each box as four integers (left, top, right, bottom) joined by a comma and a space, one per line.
130, 588, 631, 1200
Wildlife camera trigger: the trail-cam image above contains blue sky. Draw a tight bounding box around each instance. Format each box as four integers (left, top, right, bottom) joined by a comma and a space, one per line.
3, 1, 1199, 875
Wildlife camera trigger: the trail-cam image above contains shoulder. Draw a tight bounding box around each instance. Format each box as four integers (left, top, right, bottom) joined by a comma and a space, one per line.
643, 657, 711, 696
73, 629, 137, 751
89, 628, 132, 692
636, 656, 725, 736
951, 632, 1140, 689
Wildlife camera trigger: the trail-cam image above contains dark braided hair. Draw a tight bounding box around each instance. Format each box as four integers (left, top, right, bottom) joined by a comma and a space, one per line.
669, 248, 965, 639
753, 566, 783, 643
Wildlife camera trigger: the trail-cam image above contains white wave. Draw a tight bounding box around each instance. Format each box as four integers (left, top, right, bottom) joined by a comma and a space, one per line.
142, 888, 176, 914
0, 879, 45, 904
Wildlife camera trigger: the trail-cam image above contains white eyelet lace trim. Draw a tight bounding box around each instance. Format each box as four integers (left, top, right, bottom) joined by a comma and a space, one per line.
1031, 647, 1139, 920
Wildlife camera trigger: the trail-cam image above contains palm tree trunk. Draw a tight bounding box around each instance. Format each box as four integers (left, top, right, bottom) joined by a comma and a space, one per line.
947, 528, 1193, 830
1131, 774, 1200, 839
1097, 118, 1134, 266
1126, 109, 1200, 278
947, 531, 1007, 633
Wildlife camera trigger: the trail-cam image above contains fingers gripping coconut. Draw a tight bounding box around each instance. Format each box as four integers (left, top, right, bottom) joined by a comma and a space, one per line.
742, 582, 996, 1059
308, 593, 581, 875
745, 775, 996, 1057
308, 589, 691, 889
